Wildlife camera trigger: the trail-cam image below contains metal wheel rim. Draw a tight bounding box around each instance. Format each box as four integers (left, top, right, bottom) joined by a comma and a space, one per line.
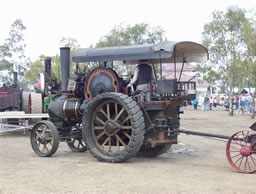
91, 99, 132, 155
32, 123, 55, 154
226, 130, 256, 173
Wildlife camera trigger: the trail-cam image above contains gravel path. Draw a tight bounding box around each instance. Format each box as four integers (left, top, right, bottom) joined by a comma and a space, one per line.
0, 109, 255, 193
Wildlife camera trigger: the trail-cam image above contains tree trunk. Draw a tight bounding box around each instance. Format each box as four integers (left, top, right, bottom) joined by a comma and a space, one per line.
229, 76, 233, 116
229, 96, 233, 116
252, 96, 255, 119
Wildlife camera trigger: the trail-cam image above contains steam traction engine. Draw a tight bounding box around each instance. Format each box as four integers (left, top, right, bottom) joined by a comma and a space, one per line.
30, 41, 256, 173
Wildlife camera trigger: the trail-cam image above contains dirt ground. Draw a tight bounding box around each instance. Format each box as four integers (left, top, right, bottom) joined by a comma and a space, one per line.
0, 108, 256, 193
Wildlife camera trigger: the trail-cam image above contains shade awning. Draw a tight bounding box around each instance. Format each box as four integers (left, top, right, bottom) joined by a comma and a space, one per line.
72, 41, 209, 64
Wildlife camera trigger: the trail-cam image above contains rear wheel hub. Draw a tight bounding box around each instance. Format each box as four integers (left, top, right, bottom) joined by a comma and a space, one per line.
104, 120, 120, 136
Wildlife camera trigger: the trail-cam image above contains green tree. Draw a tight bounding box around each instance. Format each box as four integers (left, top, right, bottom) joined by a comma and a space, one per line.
95, 23, 166, 74
60, 37, 80, 49
24, 58, 44, 85
0, 44, 12, 72
0, 19, 28, 86
6, 19, 27, 76
201, 7, 250, 93
242, 19, 256, 89
242, 19, 256, 118
201, 7, 253, 115
51, 37, 80, 82
96, 23, 165, 47
52, 54, 61, 81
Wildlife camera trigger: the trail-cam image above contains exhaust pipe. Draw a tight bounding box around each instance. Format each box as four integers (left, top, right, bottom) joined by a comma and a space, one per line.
60, 47, 70, 92
13, 72, 18, 85
44, 57, 52, 74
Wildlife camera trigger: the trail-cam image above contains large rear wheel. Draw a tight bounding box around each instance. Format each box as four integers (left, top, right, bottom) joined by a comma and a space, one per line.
83, 93, 145, 163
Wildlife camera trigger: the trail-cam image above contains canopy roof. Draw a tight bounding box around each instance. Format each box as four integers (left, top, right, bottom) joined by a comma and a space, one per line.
72, 41, 209, 64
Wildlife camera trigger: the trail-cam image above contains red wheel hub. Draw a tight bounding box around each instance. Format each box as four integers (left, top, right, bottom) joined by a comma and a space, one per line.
240, 147, 251, 157
226, 130, 256, 173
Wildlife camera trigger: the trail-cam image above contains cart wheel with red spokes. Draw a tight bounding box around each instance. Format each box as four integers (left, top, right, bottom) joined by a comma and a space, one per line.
226, 130, 256, 173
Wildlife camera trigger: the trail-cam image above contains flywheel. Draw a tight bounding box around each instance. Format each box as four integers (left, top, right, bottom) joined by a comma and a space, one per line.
22, 92, 31, 113
30, 93, 43, 124
85, 68, 120, 102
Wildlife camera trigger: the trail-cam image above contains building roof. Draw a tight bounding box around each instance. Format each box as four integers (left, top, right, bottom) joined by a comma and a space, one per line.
162, 63, 196, 72
240, 88, 255, 94
165, 72, 209, 87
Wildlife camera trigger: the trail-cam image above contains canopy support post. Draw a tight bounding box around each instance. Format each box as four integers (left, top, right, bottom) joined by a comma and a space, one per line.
174, 46, 176, 79
160, 58, 163, 80
179, 56, 186, 82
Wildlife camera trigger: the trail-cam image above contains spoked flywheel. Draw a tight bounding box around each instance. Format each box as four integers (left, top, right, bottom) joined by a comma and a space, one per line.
83, 93, 145, 163
67, 125, 87, 152
30, 121, 59, 157
226, 130, 256, 173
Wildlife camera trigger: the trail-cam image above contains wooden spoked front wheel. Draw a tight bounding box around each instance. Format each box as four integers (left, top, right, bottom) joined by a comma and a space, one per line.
30, 121, 59, 157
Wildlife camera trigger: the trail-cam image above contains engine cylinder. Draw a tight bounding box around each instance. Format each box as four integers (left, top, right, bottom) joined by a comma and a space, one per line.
48, 94, 88, 123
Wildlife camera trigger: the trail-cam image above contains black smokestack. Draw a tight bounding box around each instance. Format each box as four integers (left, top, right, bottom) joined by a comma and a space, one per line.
60, 47, 70, 92
13, 72, 18, 85
44, 57, 52, 74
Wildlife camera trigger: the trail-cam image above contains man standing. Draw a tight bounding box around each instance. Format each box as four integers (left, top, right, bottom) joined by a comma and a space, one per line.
240, 94, 247, 113
247, 93, 252, 113
204, 95, 209, 111
235, 94, 240, 110
130, 62, 156, 102
193, 96, 198, 110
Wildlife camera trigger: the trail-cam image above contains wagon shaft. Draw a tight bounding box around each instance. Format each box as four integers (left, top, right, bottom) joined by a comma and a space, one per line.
178, 129, 231, 140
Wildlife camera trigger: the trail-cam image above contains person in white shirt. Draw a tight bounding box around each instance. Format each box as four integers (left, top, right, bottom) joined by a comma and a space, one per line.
240, 94, 247, 112
209, 96, 214, 110
213, 97, 217, 110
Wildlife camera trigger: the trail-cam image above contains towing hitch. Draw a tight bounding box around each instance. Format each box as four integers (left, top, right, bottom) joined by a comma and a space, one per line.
175, 125, 256, 174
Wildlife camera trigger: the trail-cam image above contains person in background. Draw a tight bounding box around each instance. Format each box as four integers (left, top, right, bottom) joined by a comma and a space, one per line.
217, 95, 221, 106
209, 96, 213, 111
130, 61, 156, 102
193, 96, 198, 110
213, 97, 217, 110
240, 93, 247, 113
235, 93, 239, 110
199, 95, 205, 110
204, 95, 209, 111
247, 93, 252, 113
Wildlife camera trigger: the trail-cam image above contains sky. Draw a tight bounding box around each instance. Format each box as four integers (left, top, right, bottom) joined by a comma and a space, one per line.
0, 0, 255, 61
